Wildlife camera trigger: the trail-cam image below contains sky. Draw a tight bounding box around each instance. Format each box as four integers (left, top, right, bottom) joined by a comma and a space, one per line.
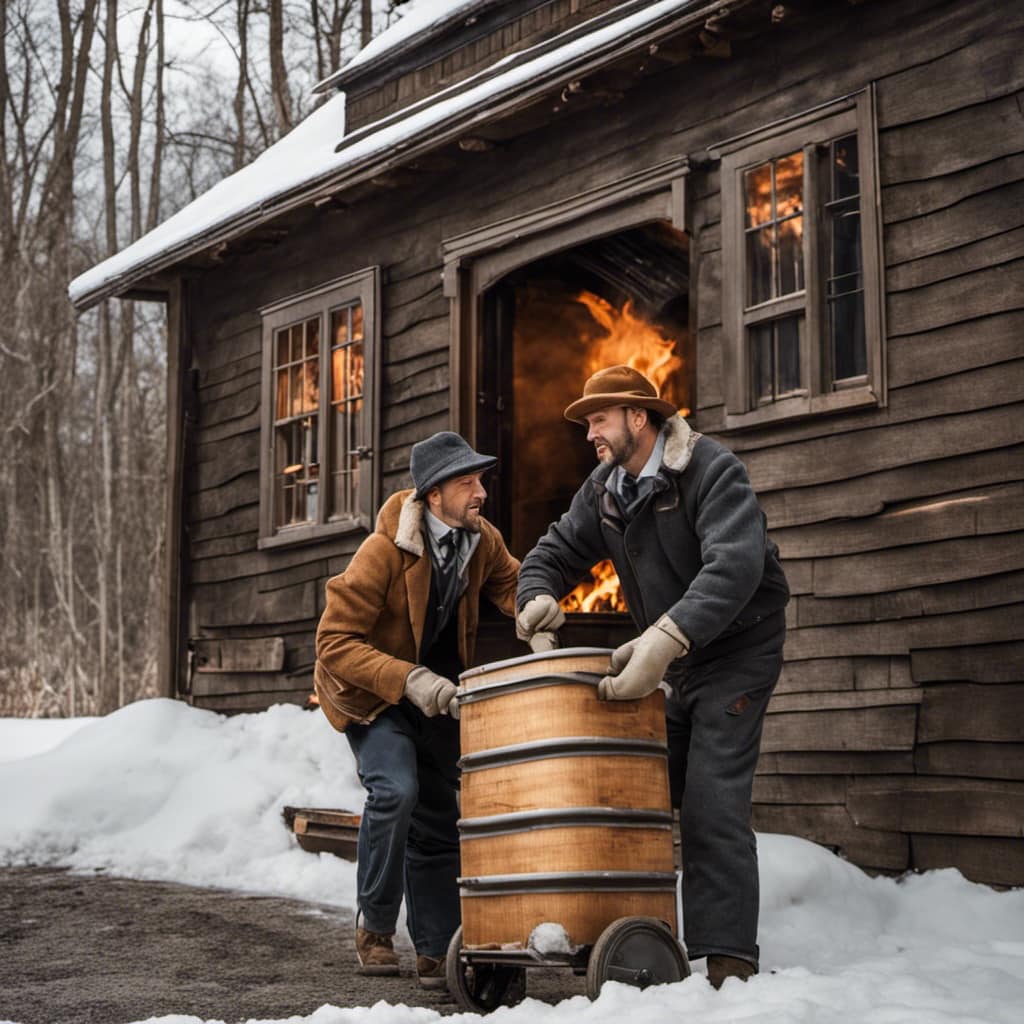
2, 699, 1024, 1024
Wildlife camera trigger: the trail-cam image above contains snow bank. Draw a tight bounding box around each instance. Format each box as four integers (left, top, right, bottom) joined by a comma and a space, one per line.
2, 700, 1024, 1023
0, 699, 363, 906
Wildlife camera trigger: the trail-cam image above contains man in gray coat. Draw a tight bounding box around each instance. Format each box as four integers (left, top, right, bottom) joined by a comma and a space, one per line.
515, 365, 789, 989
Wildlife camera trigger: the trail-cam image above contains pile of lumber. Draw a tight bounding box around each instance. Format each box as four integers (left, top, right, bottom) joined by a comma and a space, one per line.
282, 806, 360, 860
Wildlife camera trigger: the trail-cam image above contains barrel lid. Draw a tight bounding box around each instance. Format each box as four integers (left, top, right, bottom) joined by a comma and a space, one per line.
459, 646, 613, 681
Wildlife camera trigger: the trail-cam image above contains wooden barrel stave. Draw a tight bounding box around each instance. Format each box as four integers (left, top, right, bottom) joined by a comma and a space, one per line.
457, 648, 676, 948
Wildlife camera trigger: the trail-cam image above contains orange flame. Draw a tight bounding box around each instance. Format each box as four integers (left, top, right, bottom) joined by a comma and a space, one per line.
574, 291, 689, 417
560, 559, 628, 614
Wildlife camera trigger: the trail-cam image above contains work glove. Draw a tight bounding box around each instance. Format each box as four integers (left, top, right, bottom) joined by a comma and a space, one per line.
516, 594, 566, 646
404, 666, 459, 717
597, 614, 690, 701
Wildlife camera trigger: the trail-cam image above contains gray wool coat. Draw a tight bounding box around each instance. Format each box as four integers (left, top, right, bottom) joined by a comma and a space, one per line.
516, 415, 789, 658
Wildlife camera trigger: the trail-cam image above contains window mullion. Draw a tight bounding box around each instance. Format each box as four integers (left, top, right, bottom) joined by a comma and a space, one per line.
803, 141, 824, 397
318, 311, 329, 526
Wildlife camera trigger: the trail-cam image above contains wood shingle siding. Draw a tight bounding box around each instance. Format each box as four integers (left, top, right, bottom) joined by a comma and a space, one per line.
116, 0, 1023, 883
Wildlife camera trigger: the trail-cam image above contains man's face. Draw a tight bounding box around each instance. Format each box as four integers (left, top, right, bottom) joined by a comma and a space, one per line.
430, 472, 488, 532
585, 407, 639, 468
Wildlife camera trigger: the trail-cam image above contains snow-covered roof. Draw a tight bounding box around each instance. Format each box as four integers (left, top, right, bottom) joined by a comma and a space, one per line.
69, 0, 707, 310
334, 0, 493, 80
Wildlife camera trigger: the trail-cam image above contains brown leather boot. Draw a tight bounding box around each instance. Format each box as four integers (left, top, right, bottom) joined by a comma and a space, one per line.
416, 954, 447, 990
707, 954, 757, 989
355, 926, 400, 976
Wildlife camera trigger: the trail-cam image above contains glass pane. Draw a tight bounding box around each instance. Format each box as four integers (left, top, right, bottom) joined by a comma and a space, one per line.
289, 365, 301, 417
305, 317, 319, 358
275, 367, 289, 421
775, 152, 803, 218
746, 226, 774, 306
744, 163, 773, 228
333, 308, 349, 345
750, 323, 773, 403
290, 325, 302, 363
275, 329, 289, 368
299, 358, 319, 414
352, 302, 364, 340
833, 134, 860, 200
832, 208, 862, 288
832, 292, 867, 381
348, 339, 365, 399
332, 346, 344, 404
778, 215, 804, 296
777, 316, 802, 394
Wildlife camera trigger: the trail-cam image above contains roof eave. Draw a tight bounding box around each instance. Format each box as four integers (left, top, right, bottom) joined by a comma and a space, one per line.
71, 0, 735, 312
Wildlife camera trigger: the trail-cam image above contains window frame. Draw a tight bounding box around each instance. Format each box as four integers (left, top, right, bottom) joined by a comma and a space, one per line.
258, 267, 380, 549
717, 88, 886, 429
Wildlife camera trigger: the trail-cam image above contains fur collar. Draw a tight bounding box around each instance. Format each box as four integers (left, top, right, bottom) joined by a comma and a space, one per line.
394, 492, 426, 557
662, 414, 702, 473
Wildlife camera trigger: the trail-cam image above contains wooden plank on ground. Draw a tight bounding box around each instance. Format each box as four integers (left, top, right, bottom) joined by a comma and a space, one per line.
761, 705, 918, 754
910, 641, 1024, 684
911, 834, 1024, 888
751, 803, 908, 872
848, 777, 1024, 837
915, 742, 1024, 781
917, 684, 1024, 743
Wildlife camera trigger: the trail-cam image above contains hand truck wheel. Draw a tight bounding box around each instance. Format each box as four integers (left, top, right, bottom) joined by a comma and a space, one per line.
445, 925, 527, 1012
586, 915, 690, 1000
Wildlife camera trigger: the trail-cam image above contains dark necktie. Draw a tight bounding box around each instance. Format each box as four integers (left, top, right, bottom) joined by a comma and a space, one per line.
620, 473, 639, 508
440, 529, 462, 568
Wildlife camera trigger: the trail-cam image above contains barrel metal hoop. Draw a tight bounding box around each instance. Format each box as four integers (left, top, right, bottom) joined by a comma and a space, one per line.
459, 870, 679, 896
458, 736, 668, 772
459, 647, 613, 682
458, 807, 673, 837
455, 672, 602, 705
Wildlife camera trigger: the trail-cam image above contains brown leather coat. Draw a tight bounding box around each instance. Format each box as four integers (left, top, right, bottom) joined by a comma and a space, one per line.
314, 488, 520, 732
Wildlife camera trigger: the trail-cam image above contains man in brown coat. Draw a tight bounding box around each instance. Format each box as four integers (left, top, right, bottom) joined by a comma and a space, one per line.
315, 432, 519, 988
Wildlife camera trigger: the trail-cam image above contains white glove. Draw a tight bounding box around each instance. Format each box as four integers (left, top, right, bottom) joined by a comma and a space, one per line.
404, 666, 458, 717
597, 615, 689, 700
516, 594, 566, 644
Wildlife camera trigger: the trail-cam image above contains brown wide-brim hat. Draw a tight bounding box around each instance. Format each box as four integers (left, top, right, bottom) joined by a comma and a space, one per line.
564, 365, 677, 425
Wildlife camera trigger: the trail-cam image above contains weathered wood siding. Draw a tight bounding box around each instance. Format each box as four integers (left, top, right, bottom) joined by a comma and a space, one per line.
179, 0, 1022, 882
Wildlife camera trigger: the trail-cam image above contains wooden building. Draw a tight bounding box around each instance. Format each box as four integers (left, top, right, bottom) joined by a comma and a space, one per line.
70, 0, 1024, 887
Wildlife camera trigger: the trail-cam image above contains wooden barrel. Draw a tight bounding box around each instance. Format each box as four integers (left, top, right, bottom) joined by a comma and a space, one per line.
457, 647, 677, 948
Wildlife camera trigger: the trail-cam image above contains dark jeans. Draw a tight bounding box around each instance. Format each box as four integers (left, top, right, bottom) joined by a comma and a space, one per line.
665, 624, 785, 968
345, 701, 461, 957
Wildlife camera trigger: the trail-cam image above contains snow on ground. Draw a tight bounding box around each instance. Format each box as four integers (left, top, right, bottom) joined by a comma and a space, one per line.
3, 699, 1024, 1024
0, 715, 97, 762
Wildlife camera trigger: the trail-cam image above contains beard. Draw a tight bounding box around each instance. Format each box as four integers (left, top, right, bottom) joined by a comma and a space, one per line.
441, 496, 484, 533
594, 425, 639, 468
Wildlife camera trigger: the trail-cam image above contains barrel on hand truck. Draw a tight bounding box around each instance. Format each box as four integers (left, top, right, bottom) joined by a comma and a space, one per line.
446, 647, 690, 1011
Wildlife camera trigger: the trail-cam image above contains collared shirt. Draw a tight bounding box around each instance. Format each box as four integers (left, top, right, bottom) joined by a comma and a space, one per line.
424, 508, 480, 575
611, 426, 668, 505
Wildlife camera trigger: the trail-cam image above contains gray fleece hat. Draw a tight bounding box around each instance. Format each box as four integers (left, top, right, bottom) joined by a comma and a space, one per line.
410, 431, 497, 499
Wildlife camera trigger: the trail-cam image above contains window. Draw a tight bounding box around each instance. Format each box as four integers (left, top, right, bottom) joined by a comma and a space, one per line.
259, 269, 379, 547
716, 89, 885, 427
